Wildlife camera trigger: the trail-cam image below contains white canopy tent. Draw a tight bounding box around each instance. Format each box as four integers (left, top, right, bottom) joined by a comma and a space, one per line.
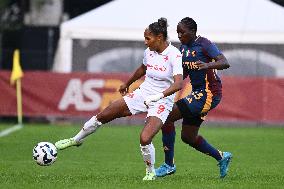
53, 0, 284, 72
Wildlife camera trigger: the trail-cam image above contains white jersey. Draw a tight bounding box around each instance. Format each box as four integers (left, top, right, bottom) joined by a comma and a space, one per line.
123, 44, 183, 123
139, 43, 183, 102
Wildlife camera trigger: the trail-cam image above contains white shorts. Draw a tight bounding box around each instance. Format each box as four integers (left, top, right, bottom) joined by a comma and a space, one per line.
123, 88, 174, 124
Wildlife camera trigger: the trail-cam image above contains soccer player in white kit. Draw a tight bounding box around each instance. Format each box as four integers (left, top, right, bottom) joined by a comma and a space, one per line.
55, 18, 183, 181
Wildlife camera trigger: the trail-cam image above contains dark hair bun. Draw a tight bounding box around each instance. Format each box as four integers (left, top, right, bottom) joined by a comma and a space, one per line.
148, 17, 168, 39
158, 17, 168, 28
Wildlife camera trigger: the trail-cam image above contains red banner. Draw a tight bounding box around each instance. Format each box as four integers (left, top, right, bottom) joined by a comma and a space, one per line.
0, 71, 284, 124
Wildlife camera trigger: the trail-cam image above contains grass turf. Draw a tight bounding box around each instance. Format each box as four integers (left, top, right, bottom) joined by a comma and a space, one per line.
0, 123, 283, 189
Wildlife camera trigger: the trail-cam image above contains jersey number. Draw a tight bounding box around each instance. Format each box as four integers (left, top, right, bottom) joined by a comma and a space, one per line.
157, 105, 165, 114
187, 92, 203, 103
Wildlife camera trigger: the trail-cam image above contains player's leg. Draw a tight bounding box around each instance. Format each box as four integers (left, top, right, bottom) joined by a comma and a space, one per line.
177, 90, 225, 160
181, 121, 224, 161
140, 116, 163, 181
155, 104, 182, 177
178, 91, 232, 178
55, 98, 132, 150
141, 101, 172, 180
73, 98, 132, 141
162, 104, 183, 167
181, 123, 232, 178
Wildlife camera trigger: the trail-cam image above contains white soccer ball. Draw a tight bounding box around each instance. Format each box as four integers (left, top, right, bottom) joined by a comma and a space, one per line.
33, 142, 57, 166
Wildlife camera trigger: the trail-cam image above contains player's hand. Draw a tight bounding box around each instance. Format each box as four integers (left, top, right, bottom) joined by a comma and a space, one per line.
195, 60, 209, 70
119, 84, 129, 96
144, 93, 164, 108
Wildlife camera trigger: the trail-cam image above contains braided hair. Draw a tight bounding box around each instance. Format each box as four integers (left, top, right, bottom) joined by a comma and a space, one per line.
148, 17, 168, 40
179, 17, 197, 33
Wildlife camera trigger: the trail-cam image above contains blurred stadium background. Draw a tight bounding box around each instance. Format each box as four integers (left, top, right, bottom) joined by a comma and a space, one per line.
1, 0, 284, 126
1, 0, 284, 188
0, 0, 284, 125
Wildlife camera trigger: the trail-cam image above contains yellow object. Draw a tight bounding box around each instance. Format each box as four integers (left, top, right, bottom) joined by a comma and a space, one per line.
10, 49, 23, 85
10, 49, 24, 124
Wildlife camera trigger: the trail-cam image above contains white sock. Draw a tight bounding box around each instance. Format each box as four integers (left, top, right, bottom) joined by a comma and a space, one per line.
73, 116, 102, 142
140, 143, 155, 173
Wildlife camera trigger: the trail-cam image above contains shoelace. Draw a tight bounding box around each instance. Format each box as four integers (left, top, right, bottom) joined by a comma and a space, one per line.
159, 164, 168, 171
217, 157, 231, 168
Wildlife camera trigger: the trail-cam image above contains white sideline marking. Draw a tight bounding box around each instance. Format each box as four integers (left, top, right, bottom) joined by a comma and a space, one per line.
0, 124, 23, 138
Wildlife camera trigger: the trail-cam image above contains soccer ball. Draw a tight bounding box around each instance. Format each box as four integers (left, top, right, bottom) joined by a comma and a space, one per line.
33, 142, 57, 166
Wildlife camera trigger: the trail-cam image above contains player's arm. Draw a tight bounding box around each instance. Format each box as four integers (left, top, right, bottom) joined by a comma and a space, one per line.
163, 51, 184, 96
162, 74, 183, 97
119, 64, 146, 96
196, 54, 230, 70
196, 41, 230, 70
144, 51, 183, 106
162, 52, 184, 97
144, 74, 183, 107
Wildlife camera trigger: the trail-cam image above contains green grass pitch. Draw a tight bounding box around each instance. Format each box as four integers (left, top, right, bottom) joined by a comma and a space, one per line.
0, 123, 283, 189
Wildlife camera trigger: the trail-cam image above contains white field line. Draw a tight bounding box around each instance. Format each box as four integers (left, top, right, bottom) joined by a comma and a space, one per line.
0, 124, 23, 138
